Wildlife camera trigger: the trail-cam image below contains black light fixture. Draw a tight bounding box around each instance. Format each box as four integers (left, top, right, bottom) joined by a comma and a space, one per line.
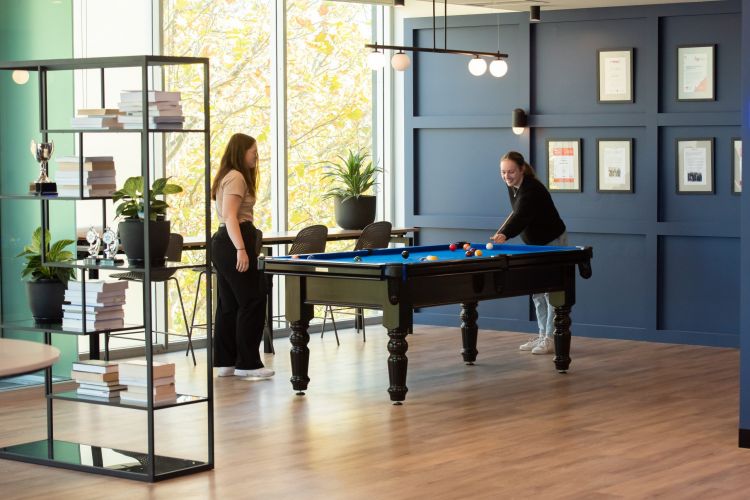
530, 6, 541, 22
512, 108, 527, 135
394, 0, 405, 5
365, 0, 509, 76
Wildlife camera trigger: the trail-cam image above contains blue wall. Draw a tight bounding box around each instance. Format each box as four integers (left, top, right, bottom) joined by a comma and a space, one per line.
405, 1, 741, 348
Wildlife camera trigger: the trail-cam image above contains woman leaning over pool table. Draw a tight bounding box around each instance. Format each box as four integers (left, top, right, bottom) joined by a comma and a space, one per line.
491, 150, 568, 355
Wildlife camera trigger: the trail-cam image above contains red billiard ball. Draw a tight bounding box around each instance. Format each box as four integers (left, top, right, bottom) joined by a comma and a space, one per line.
449, 243, 457, 251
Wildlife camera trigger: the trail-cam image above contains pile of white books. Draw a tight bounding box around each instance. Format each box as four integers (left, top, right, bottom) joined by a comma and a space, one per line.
70, 107, 123, 130
55, 155, 117, 198
71, 359, 125, 399
62, 280, 128, 332
119, 360, 177, 405
117, 91, 184, 130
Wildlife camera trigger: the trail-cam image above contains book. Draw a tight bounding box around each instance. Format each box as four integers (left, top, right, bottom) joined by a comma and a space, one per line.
76, 108, 122, 116
76, 387, 125, 398
56, 161, 116, 172
56, 155, 114, 163
62, 318, 125, 332
119, 390, 177, 404
119, 375, 175, 387
120, 107, 183, 117
71, 370, 120, 383
62, 304, 124, 314
55, 170, 116, 180
77, 383, 126, 392
65, 289, 127, 301
71, 359, 118, 374
117, 115, 184, 124
119, 360, 175, 380
55, 174, 117, 185
122, 383, 175, 396
119, 90, 181, 102
71, 116, 122, 128
63, 310, 125, 322
121, 122, 184, 130
57, 188, 117, 198
66, 280, 129, 293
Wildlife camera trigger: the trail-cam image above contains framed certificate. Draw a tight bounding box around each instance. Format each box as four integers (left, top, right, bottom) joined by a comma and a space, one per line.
676, 138, 714, 194
733, 138, 742, 194
597, 139, 633, 193
547, 139, 582, 192
677, 45, 715, 101
597, 49, 633, 103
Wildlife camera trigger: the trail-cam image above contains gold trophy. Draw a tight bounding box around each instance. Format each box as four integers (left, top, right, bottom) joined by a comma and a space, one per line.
29, 139, 57, 194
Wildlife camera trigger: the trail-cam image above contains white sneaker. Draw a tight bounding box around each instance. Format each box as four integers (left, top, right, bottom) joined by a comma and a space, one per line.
519, 335, 544, 351
235, 367, 275, 378
531, 337, 554, 355
217, 367, 235, 377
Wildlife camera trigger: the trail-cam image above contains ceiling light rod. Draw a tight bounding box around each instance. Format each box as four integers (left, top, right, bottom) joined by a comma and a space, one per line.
365, 43, 507, 60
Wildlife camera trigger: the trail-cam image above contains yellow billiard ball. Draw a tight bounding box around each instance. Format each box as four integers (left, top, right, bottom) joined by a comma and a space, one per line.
426, 255, 439, 261
475, 249, 483, 257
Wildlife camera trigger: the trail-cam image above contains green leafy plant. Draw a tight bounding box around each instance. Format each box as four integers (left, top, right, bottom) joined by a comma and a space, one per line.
322, 149, 382, 201
17, 227, 76, 283
113, 176, 184, 221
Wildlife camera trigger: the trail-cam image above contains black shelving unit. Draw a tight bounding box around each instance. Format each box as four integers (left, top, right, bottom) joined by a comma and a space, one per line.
0, 55, 213, 482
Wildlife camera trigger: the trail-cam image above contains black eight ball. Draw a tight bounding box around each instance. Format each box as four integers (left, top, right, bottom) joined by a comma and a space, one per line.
401, 250, 410, 259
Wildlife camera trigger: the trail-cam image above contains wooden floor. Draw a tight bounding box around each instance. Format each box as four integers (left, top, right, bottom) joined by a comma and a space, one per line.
1, 326, 749, 499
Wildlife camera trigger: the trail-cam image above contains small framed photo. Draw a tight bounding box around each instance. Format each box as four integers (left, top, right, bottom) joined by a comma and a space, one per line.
676, 138, 714, 194
677, 44, 715, 101
597, 139, 633, 193
732, 138, 742, 194
547, 139, 582, 192
597, 48, 634, 103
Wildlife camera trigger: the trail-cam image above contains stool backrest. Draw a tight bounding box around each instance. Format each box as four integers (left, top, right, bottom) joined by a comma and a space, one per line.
354, 221, 392, 250
166, 233, 184, 262
288, 224, 328, 255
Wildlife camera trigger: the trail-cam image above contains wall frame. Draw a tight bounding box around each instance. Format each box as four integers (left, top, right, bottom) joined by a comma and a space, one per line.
597, 48, 634, 103
676, 138, 714, 194
596, 139, 633, 193
733, 137, 742, 194
547, 139, 582, 192
677, 44, 716, 101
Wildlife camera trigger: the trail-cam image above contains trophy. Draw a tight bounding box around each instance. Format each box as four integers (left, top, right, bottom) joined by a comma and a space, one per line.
29, 139, 57, 194
101, 227, 123, 265
83, 226, 102, 264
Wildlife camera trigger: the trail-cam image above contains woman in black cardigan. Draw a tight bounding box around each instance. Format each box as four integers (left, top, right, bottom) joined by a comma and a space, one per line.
491, 151, 568, 355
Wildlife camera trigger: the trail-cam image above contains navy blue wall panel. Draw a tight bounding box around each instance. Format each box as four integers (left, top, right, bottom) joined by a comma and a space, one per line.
404, 0, 741, 349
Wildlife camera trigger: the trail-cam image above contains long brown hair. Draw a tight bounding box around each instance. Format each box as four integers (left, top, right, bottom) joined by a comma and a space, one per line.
211, 133, 258, 200
501, 151, 537, 179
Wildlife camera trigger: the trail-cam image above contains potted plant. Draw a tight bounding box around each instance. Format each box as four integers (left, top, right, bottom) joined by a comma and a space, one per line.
113, 176, 183, 264
17, 227, 76, 322
322, 148, 382, 230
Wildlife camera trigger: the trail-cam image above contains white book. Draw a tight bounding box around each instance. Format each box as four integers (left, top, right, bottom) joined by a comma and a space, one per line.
56, 155, 114, 163
56, 180, 117, 188
123, 383, 176, 396
119, 375, 175, 387
119, 360, 175, 379
62, 318, 125, 332
71, 359, 119, 374
76, 387, 124, 398
72, 377, 121, 387
65, 289, 127, 300
71, 117, 121, 127
63, 298, 126, 308
119, 90, 181, 102
57, 188, 117, 198
77, 383, 126, 392
121, 108, 183, 117
55, 170, 116, 179
119, 391, 177, 404
117, 115, 184, 124
62, 303, 124, 313
63, 310, 125, 321
66, 280, 129, 293
56, 161, 115, 172
122, 122, 183, 130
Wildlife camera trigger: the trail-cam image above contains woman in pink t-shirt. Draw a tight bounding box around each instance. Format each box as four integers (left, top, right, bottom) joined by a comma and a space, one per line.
210, 133, 273, 378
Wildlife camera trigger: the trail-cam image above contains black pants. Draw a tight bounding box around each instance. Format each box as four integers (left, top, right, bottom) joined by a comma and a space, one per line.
211, 222, 267, 370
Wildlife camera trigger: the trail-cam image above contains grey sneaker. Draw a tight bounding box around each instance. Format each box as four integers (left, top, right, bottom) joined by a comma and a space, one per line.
531, 337, 554, 355
235, 367, 275, 378
217, 367, 235, 377
519, 335, 544, 351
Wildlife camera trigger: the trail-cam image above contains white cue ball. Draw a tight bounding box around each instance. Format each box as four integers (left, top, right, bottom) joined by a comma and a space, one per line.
486, 242, 494, 250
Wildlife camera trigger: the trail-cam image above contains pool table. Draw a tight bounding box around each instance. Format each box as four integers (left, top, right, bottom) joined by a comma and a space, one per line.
259, 242, 593, 404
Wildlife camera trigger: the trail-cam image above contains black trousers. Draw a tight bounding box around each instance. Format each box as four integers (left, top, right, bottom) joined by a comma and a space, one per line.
211, 222, 267, 370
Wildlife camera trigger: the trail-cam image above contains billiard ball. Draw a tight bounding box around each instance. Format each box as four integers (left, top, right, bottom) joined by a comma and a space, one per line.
401, 250, 410, 259
463, 243, 471, 251
426, 255, 438, 261
449, 243, 457, 251
465, 250, 474, 257
291, 255, 300, 259
475, 249, 483, 257
354, 256, 362, 262
486, 242, 494, 250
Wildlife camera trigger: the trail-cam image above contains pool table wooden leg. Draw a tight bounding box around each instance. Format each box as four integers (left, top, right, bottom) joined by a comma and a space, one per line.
460, 302, 479, 365
552, 304, 572, 373
290, 319, 311, 395
387, 326, 409, 404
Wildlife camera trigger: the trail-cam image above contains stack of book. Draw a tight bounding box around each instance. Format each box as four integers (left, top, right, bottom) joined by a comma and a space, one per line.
70, 107, 123, 130
71, 359, 125, 399
55, 155, 117, 197
62, 280, 128, 332
117, 91, 184, 130
119, 360, 177, 405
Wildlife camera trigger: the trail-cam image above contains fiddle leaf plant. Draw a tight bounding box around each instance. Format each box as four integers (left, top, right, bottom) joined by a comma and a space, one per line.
16, 227, 76, 283
113, 176, 183, 221
322, 149, 382, 201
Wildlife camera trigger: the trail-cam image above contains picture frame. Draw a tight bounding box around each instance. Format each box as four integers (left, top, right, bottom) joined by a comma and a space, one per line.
547, 139, 582, 192
675, 138, 714, 194
597, 139, 633, 193
677, 44, 715, 101
732, 137, 742, 195
597, 48, 634, 103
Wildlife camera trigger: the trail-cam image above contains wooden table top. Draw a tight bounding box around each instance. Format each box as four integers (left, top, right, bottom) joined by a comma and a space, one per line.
0, 338, 60, 378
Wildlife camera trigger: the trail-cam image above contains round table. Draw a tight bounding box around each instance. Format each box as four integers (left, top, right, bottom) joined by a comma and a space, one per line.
0, 338, 60, 378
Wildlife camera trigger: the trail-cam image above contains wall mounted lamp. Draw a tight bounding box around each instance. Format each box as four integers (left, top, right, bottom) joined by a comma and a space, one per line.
530, 6, 541, 22
512, 108, 527, 135
12, 70, 29, 85
366, 0, 509, 78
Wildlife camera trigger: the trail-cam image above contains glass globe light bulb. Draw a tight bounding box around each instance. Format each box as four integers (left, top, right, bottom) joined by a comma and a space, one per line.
512, 127, 525, 135
367, 50, 386, 70
468, 56, 487, 76
12, 70, 29, 85
391, 51, 411, 71
489, 59, 508, 78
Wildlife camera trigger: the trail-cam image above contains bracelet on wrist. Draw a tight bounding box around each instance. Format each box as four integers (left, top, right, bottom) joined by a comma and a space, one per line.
236, 248, 245, 251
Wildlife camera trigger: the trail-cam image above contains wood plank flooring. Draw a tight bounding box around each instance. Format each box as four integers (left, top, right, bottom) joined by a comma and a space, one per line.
1, 326, 749, 499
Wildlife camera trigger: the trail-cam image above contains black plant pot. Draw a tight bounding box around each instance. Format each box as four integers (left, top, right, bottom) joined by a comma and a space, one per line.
333, 195, 376, 230
26, 280, 66, 322
118, 219, 171, 265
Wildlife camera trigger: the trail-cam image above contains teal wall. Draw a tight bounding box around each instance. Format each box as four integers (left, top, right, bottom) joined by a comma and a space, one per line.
1, 0, 77, 375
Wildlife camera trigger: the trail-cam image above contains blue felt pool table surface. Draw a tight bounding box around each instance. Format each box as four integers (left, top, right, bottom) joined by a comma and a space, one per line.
277, 242, 582, 265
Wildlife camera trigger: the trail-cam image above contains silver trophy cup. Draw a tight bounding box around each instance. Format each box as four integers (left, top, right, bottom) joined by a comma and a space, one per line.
29, 139, 57, 194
